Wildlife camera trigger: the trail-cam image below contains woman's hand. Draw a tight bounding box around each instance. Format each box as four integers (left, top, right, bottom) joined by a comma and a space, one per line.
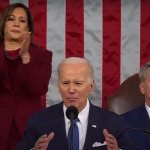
20, 31, 31, 64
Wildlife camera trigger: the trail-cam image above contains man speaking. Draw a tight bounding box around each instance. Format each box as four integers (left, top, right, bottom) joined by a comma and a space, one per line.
17, 57, 137, 150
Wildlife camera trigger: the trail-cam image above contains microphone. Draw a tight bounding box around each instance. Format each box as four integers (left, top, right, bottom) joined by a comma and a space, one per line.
126, 127, 150, 135
66, 106, 78, 120
66, 106, 78, 150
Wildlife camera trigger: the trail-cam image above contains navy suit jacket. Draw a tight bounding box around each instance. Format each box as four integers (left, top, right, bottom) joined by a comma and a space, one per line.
17, 102, 137, 150
122, 105, 150, 150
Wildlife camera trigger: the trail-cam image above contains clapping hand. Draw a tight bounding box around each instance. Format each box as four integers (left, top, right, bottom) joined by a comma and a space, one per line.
19, 31, 31, 64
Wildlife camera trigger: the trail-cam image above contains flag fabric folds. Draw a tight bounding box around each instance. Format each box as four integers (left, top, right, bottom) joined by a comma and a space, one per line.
1, 0, 150, 108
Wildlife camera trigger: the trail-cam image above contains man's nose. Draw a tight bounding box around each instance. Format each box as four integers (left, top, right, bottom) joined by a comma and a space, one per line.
68, 84, 75, 93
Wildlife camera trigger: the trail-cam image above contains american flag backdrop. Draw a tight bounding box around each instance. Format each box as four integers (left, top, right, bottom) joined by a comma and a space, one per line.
1, 0, 150, 109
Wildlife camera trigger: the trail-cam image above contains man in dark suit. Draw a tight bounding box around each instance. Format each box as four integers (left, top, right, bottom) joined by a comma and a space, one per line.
17, 57, 137, 150
122, 62, 150, 150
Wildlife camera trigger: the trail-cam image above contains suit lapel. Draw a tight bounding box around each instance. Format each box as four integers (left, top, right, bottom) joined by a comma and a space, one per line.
12, 47, 33, 92
13, 45, 36, 92
83, 104, 106, 150
139, 105, 150, 128
48, 103, 69, 150
0, 45, 12, 92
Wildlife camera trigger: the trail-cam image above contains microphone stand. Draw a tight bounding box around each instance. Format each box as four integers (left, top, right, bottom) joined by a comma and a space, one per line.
126, 127, 150, 135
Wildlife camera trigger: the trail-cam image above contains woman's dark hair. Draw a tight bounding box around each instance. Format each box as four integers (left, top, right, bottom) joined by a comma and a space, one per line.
0, 3, 34, 41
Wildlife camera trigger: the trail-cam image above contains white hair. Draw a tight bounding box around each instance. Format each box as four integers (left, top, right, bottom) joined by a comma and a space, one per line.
58, 57, 94, 83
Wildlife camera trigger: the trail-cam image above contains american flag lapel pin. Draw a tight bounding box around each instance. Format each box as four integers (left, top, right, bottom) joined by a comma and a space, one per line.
92, 125, 97, 128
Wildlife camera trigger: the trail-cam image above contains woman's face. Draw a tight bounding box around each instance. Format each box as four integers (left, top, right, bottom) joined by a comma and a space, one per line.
4, 7, 29, 41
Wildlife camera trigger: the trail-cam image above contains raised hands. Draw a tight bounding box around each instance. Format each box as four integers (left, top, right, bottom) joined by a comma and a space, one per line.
103, 129, 119, 150
33, 132, 54, 150
19, 31, 31, 64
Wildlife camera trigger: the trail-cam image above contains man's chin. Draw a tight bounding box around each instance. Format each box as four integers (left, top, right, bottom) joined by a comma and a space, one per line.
67, 103, 78, 108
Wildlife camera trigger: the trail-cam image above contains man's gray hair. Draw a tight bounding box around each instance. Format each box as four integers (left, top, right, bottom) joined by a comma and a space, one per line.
58, 57, 94, 82
139, 62, 150, 82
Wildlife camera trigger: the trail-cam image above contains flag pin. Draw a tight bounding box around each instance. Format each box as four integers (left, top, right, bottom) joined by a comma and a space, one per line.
92, 125, 97, 128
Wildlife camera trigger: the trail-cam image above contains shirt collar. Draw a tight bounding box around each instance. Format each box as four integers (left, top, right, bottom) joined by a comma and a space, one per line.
63, 100, 90, 126
145, 102, 150, 118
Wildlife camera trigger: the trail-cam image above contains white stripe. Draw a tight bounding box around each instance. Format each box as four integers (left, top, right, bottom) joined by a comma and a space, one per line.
9, 0, 28, 6
46, 0, 66, 106
84, 0, 102, 107
121, 0, 140, 83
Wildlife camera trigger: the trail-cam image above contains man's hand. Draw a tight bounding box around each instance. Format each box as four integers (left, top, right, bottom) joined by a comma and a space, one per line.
33, 132, 54, 150
103, 129, 119, 150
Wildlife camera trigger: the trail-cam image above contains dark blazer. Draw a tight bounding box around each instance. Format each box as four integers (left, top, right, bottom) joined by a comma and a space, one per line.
17, 102, 137, 150
122, 105, 150, 150
0, 43, 52, 150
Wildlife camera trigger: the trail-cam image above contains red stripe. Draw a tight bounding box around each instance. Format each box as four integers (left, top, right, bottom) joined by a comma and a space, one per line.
29, 0, 47, 49
140, 0, 150, 66
29, 0, 47, 107
0, 0, 9, 15
102, 0, 121, 109
65, 0, 84, 57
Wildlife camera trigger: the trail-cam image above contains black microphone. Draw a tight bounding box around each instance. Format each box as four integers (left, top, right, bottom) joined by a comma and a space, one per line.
66, 106, 78, 120
66, 106, 78, 150
126, 127, 150, 135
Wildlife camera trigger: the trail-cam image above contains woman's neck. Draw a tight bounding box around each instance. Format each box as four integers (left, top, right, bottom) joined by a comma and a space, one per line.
4, 40, 21, 51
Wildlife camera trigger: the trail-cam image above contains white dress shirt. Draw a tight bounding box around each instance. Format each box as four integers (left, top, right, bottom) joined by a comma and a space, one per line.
145, 102, 150, 119
63, 100, 90, 150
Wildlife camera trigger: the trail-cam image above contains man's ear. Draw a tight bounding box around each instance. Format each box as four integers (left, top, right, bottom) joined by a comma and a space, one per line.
139, 82, 145, 94
89, 80, 94, 92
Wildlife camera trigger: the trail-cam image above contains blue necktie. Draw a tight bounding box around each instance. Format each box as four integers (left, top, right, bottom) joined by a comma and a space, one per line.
67, 118, 79, 150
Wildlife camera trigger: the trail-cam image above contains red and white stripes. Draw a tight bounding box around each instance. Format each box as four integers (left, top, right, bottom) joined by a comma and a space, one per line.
2, 0, 150, 108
